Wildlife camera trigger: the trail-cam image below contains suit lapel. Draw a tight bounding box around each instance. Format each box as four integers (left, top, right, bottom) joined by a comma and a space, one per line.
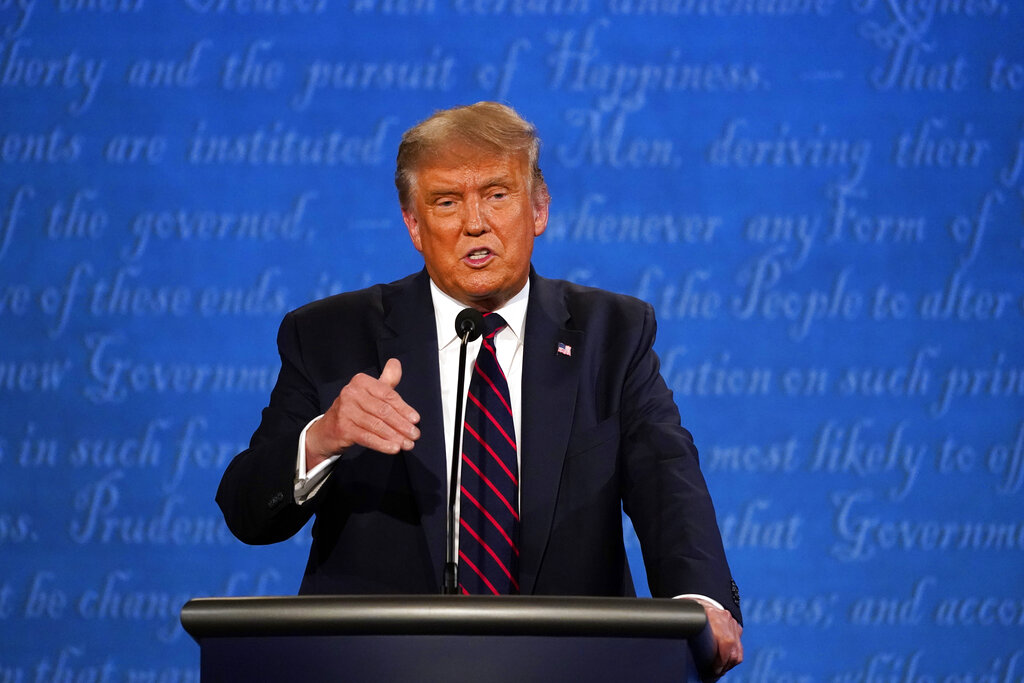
519, 274, 582, 595
378, 271, 447, 591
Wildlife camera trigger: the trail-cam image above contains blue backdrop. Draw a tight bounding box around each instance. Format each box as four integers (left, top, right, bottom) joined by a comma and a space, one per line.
2, 1, 1022, 679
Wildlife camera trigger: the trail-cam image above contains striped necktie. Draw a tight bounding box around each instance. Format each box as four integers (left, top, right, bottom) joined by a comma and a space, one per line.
458, 312, 519, 595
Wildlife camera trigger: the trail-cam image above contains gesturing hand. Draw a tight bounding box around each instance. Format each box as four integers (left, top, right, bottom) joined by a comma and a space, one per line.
305, 358, 421, 470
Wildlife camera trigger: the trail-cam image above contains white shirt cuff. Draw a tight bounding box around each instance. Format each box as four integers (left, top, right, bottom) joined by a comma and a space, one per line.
674, 594, 725, 611
294, 415, 339, 505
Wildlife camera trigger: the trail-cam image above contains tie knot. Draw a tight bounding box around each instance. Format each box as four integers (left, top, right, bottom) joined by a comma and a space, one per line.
482, 312, 507, 338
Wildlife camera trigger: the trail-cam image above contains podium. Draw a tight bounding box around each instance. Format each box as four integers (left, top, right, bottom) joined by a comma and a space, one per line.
181, 595, 714, 682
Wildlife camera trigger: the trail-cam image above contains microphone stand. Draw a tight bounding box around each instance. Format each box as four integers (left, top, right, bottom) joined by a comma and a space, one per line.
443, 311, 481, 594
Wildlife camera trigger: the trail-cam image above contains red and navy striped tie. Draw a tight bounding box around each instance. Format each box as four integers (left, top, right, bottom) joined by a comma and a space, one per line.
458, 312, 519, 595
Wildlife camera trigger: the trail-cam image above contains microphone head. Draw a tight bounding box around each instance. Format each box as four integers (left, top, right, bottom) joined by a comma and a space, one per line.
455, 308, 485, 342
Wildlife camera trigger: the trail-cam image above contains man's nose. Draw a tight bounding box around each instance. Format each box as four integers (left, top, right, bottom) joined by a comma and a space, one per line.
463, 198, 488, 235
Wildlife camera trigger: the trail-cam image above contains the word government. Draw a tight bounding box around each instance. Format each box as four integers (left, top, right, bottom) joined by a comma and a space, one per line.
832, 489, 1024, 561
84, 334, 278, 403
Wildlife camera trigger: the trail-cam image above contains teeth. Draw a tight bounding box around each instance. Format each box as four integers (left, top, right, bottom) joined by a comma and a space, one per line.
469, 250, 489, 258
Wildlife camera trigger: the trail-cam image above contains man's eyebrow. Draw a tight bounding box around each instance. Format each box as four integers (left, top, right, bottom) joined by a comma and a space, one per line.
479, 175, 516, 189
425, 186, 461, 199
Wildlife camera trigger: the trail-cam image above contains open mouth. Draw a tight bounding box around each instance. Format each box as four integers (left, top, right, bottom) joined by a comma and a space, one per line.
463, 248, 493, 267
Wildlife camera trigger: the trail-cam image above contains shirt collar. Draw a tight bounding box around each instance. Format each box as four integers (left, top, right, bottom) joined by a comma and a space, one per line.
430, 278, 530, 351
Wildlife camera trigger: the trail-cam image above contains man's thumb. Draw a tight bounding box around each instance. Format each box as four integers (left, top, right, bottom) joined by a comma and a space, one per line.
379, 358, 402, 388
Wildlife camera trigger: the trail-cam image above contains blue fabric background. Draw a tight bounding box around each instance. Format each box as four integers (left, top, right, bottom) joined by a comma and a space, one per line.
1, 2, 1022, 678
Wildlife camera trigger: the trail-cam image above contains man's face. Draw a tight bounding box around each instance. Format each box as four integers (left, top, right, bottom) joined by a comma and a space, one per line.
401, 145, 549, 312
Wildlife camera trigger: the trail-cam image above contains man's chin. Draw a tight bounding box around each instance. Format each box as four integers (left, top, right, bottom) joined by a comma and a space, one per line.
443, 270, 525, 310
457, 285, 512, 312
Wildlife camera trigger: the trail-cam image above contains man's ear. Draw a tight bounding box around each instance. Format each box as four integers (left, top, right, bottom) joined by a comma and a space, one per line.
532, 195, 549, 238
402, 207, 423, 252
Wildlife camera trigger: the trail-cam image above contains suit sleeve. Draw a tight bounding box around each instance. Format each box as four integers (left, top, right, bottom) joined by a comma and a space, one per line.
216, 311, 321, 545
619, 303, 742, 623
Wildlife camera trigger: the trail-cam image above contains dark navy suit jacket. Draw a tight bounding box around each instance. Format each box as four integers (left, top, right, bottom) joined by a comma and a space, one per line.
217, 269, 741, 622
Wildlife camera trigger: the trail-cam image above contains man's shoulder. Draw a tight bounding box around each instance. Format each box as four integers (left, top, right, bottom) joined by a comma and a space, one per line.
533, 274, 654, 326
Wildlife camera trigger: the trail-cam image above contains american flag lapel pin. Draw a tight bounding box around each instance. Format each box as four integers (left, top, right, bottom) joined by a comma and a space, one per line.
557, 342, 572, 357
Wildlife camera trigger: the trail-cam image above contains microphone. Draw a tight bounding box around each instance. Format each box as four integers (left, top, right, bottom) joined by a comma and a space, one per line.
455, 307, 484, 343
443, 307, 484, 594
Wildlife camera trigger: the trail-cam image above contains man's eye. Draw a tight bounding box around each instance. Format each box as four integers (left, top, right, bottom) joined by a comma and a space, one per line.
491, 192, 506, 200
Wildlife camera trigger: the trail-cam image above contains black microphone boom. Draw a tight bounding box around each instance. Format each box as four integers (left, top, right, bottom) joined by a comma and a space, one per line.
443, 307, 485, 594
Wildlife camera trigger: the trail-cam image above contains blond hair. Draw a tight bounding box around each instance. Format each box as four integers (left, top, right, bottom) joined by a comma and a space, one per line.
395, 101, 548, 207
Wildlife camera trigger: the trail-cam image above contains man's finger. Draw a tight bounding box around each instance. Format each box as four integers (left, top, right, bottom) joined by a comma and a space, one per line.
379, 357, 402, 389
350, 420, 414, 454
706, 608, 743, 676
373, 359, 420, 424
355, 396, 420, 443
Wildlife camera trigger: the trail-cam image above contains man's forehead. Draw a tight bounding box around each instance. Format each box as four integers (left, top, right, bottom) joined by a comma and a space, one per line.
414, 149, 528, 187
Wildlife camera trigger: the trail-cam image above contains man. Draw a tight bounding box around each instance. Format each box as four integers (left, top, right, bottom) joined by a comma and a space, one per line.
217, 102, 743, 674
